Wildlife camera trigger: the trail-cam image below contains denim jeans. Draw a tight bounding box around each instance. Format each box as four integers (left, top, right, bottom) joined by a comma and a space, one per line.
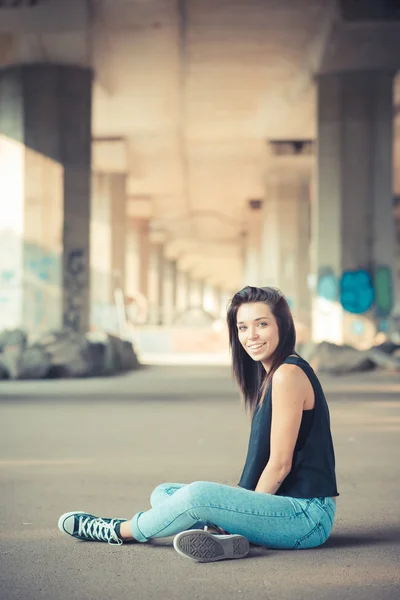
130, 481, 336, 549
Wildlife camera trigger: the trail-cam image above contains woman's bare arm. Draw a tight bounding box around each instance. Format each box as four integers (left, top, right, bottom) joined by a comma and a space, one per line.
255, 364, 309, 494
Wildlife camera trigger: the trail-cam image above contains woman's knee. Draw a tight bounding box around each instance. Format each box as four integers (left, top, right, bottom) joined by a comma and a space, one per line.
149, 483, 171, 507
184, 481, 214, 504
149, 482, 186, 507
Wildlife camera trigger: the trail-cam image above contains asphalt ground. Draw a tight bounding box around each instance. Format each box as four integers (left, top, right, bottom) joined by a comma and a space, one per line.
0, 365, 399, 600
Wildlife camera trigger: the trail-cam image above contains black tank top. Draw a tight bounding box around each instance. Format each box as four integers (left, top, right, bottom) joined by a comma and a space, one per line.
238, 355, 339, 498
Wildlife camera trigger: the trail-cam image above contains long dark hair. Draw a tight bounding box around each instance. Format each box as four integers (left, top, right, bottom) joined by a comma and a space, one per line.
226, 286, 296, 413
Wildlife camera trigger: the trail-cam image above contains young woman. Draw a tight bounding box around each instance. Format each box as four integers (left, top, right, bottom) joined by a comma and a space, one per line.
58, 286, 339, 562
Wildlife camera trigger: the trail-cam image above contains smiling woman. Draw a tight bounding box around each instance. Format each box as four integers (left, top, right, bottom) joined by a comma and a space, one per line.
58, 285, 339, 563
229, 287, 296, 413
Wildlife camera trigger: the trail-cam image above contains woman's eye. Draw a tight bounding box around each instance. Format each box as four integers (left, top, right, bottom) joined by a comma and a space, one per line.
258, 322, 267, 327
238, 326, 246, 331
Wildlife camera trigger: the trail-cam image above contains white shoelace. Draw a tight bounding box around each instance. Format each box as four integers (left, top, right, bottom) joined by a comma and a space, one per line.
78, 516, 123, 545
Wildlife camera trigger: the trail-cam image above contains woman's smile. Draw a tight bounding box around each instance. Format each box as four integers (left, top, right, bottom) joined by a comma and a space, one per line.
247, 342, 266, 352
236, 302, 280, 369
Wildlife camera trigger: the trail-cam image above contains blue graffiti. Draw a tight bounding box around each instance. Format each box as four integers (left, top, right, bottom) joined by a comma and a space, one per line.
340, 269, 374, 314
350, 319, 365, 335
374, 266, 393, 317
0, 270, 16, 284
317, 268, 338, 301
377, 318, 389, 333
26, 255, 56, 281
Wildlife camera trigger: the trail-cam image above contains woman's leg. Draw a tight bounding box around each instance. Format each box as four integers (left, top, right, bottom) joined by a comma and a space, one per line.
149, 483, 187, 508
149, 483, 208, 529
122, 481, 335, 549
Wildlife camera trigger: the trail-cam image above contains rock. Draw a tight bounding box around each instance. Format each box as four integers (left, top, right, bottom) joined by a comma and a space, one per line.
0, 358, 9, 379
18, 345, 51, 379
120, 340, 140, 371
0, 327, 140, 379
365, 348, 400, 371
372, 342, 400, 355
100, 334, 139, 375
0, 328, 27, 352
307, 340, 400, 375
36, 329, 94, 378
310, 342, 375, 375
85, 341, 107, 377
0, 328, 28, 379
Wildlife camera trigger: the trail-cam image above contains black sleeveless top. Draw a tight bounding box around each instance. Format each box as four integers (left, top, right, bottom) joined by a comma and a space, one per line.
238, 355, 339, 498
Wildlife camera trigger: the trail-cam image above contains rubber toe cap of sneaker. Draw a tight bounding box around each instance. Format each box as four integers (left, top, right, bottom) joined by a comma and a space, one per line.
58, 511, 83, 535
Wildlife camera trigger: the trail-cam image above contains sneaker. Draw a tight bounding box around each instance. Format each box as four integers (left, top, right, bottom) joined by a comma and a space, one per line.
58, 511, 126, 545
173, 528, 250, 563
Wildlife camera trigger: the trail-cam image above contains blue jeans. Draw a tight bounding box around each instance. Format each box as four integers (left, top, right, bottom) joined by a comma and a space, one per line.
130, 481, 336, 549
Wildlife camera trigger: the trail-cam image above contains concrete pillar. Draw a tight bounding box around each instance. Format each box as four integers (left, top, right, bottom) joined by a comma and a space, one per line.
148, 241, 165, 325
243, 200, 264, 287
125, 218, 150, 300
110, 175, 127, 295
90, 173, 112, 326
204, 283, 222, 319
261, 168, 311, 320
220, 290, 232, 318
122, 217, 151, 326
0, 64, 91, 334
175, 270, 190, 318
189, 278, 204, 309
314, 71, 395, 346
90, 173, 127, 332
163, 259, 178, 326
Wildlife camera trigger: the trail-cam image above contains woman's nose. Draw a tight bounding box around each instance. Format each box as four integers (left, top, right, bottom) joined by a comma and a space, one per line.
248, 329, 259, 340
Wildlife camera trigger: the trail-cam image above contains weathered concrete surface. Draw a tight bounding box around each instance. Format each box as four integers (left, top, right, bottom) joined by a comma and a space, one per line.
0, 366, 399, 600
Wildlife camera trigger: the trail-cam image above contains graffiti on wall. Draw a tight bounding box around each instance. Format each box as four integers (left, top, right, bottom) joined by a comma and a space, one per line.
317, 267, 338, 302
374, 266, 393, 317
0, 269, 16, 285
25, 254, 61, 329
63, 248, 87, 332
340, 269, 374, 314
317, 265, 393, 321
0, 268, 19, 328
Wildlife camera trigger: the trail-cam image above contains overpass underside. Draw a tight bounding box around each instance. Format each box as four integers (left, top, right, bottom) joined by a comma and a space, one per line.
0, 0, 400, 350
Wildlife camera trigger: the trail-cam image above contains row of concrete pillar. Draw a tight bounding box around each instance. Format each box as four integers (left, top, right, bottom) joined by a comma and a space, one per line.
91, 175, 228, 328
0, 65, 398, 346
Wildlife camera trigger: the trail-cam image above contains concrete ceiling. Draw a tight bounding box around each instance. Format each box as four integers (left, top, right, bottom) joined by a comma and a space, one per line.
91, 0, 400, 291
90, 0, 333, 289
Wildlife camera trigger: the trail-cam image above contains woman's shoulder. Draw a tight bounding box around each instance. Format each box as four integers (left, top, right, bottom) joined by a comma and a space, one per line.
273, 355, 313, 388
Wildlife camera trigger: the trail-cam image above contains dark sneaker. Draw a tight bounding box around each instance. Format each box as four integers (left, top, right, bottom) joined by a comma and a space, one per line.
58, 511, 126, 545
173, 528, 249, 563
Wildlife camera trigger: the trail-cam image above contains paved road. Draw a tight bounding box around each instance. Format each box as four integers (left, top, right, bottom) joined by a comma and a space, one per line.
1, 366, 399, 600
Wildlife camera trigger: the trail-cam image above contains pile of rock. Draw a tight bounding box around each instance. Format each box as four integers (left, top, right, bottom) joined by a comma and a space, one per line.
299, 341, 400, 375
0, 328, 140, 380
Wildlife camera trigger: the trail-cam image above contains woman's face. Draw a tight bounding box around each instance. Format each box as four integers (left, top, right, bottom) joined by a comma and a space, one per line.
236, 302, 280, 370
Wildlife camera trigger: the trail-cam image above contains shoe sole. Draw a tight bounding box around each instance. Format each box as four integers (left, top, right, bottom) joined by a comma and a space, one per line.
173, 529, 249, 563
